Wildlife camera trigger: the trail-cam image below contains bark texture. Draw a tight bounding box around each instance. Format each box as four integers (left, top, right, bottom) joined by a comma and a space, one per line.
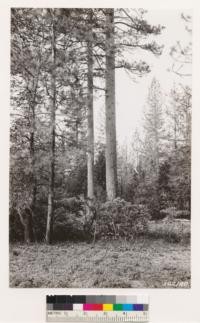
46, 12, 56, 244
105, 9, 117, 200
87, 27, 94, 199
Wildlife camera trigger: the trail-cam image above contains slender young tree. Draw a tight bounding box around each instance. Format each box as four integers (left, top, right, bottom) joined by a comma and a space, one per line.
143, 78, 164, 178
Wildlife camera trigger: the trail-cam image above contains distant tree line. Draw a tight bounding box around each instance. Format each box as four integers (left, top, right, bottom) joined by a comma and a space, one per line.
118, 79, 191, 219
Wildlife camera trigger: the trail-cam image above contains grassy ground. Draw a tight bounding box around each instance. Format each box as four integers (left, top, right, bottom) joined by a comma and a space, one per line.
10, 235, 190, 288
147, 219, 190, 243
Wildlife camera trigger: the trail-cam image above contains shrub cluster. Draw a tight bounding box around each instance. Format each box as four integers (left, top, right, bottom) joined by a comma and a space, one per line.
53, 197, 150, 242
94, 198, 149, 240
11, 196, 190, 243
160, 207, 190, 220
148, 218, 190, 243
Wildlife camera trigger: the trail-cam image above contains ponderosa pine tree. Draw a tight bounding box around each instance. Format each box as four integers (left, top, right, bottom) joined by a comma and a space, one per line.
10, 8, 165, 241
45, 9, 57, 244
103, 8, 163, 200
86, 10, 95, 199
105, 9, 118, 200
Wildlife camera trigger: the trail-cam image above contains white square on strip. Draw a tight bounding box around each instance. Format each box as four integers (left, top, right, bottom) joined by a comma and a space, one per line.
137, 295, 149, 304
73, 304, 83, 310
126, 296, 137, 303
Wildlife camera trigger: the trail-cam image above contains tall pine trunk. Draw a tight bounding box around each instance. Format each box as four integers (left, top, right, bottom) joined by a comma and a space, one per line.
87, 28, 94, 199
46, 12, 56, 244
105, 9, 117, 200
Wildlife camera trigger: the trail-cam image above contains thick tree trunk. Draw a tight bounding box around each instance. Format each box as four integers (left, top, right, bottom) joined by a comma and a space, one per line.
87, 29, 94, 199
46, 12, 56, 244
105, 9, 117, 200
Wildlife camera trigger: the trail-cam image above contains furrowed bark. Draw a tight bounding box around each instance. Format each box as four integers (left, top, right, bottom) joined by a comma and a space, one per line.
105, 9, 117, 200
87, 26, 94, 199
46, 11, 56, 244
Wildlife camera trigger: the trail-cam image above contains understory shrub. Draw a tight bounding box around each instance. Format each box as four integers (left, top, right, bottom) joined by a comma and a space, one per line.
160, 207, 190, 220
53, 197, 150, 242
53, 211, 88, 241
148, 218, 190, 243
95, 198, 150, 240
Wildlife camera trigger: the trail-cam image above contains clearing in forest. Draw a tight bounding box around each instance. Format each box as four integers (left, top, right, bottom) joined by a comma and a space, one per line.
9, 238, 190, 288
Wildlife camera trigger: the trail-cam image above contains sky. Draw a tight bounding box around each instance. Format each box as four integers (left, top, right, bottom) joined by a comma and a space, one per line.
94, 9, 192, 146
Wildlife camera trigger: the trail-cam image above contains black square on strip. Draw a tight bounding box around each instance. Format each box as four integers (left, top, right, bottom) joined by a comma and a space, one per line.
53, 303, 65, 310
65, 296, 73, 303
46, 296, 56, 304
56, 296, 67, 303
71, 295, 86, 304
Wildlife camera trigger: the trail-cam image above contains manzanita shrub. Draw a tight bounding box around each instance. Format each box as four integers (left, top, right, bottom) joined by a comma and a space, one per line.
94, 198, 150, 240
53, 197, 150, 242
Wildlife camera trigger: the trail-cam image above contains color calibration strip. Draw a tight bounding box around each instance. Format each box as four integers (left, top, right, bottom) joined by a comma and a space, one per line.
46, 295, 149, 322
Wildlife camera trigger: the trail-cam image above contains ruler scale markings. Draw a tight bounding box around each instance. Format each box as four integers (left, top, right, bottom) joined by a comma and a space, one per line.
47, 313, 148, 322
46, 295, 149, 322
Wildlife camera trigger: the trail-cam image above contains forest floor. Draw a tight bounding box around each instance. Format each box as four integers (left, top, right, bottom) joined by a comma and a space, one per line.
10, 234, 190, 288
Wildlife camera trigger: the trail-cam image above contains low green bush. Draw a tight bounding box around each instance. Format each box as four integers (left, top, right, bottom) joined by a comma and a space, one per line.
95, 198, 150, 240
160, 207, 190, 220
147, 219, 190, 243
53, 197, 150, 242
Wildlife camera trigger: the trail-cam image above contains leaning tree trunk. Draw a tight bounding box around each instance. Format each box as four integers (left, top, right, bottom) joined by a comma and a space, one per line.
87, 27, 94, 199
105, 9, 117, 200
46, 11, 56, 244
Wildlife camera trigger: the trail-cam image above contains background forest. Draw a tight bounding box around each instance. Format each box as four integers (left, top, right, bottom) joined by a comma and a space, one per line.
10, 8, 191, 288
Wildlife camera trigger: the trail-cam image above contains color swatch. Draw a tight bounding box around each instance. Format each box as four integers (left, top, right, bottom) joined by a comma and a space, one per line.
46, 295, 149, 322
46, 295, 149, 311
